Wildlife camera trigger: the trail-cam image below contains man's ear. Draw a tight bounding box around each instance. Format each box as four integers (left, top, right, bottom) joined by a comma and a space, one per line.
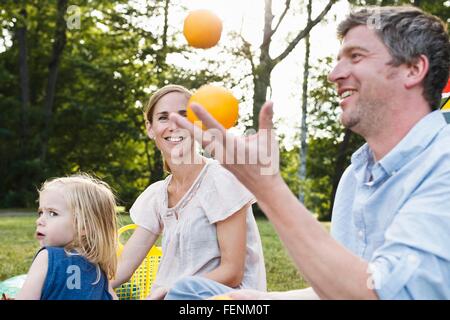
404, 54, 429, 89
145, 120, 154, 139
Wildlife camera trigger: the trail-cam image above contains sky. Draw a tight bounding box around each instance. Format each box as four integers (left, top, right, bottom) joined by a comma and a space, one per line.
177, 0, 352, 147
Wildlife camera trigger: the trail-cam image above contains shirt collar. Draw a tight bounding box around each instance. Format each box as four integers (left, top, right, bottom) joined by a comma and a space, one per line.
379, 111, 447, 176
351, 143, 374, 184
350, 111, 447, 183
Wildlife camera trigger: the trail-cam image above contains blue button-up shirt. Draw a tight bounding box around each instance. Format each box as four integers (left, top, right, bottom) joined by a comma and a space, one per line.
331, 111, 450, 299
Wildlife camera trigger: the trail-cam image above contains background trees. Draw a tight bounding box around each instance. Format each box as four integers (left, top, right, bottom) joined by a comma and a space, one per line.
0, 0, 225, 209
1, 1, 448, 220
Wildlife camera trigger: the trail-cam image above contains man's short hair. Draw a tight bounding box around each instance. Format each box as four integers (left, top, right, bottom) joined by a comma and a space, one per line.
337, 6, 450, 110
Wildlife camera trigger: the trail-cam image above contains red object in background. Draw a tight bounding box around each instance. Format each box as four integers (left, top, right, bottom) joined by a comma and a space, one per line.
444, 79, 450, 93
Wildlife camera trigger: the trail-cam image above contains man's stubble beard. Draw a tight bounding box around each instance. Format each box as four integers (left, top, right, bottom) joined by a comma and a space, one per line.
342, 100, 387, 138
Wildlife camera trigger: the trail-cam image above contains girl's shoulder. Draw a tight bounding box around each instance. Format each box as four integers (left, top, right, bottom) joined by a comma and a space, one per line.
39, 247, 111, 300
32, 247, 49, 265
43, 247, 85, 264
37, 246, 62, 261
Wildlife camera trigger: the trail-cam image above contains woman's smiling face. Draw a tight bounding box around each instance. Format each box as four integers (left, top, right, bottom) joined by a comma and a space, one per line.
147, 91, 193, 159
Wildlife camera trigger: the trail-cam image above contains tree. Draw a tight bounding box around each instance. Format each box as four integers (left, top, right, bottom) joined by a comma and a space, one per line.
17, 2, 30, 151
40, 0, 68, 165
237, 0, 337, 130
348, 0, 450, 28
0, 0, 233, 209
297, 0, 312, 203
14, 1, 32, 200
300, 57, 365, 220
145, 0, 170, 185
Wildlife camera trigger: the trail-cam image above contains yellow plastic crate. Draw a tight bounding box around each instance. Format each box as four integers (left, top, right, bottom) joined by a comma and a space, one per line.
115, 224, 162, 300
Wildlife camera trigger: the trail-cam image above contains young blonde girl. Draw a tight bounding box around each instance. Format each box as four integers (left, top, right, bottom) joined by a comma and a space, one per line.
16, 173, 118, 300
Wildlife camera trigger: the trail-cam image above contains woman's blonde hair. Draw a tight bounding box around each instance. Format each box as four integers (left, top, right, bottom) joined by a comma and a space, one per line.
143, 84, 192, 173
143, 84, 192, 123
39, 173, 118, 280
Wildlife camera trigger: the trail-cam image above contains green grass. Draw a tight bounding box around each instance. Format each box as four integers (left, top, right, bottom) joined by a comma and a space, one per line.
0, 215, 41, 280
0, 213, 330, 291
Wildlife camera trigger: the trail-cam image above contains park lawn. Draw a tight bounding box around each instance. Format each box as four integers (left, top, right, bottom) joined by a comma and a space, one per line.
0, 213, 330, 291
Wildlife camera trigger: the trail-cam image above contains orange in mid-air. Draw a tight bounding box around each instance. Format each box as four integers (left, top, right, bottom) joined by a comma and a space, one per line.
187, 85, 239, 129
183, 10, 222, 49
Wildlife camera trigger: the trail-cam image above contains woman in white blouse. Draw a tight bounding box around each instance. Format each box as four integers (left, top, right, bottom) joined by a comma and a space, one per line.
111, 84, 266, 299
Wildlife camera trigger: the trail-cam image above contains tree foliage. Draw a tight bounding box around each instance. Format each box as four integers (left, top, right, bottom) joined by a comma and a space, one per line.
0, 0, 227, 209
348, 0, 449, 27
1, 0, 447, 220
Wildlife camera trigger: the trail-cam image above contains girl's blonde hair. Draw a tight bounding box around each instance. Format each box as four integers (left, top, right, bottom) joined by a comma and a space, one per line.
143, 84, 192, 173
39, 173, 118, 280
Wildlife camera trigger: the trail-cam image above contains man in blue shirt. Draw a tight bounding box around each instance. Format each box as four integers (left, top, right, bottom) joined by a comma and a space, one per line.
166, 6, 450, 299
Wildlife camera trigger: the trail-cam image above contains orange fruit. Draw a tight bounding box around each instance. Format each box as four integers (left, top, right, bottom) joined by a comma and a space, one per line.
183, 10, 222, 49
187, 85, 239, 129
